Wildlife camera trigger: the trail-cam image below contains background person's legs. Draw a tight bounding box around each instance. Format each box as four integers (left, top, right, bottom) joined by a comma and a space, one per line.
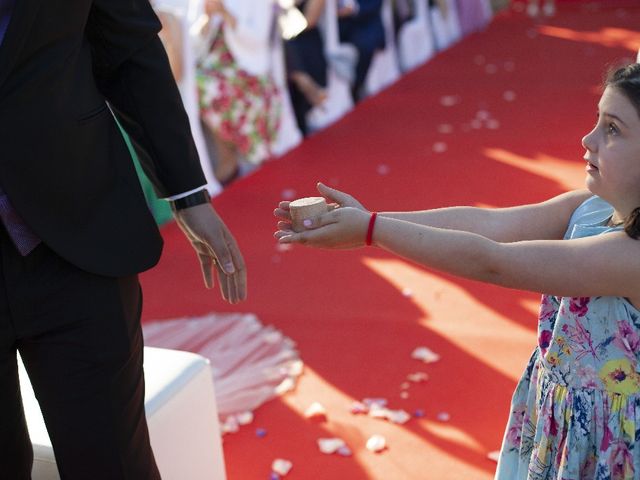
352, 47, 376, 102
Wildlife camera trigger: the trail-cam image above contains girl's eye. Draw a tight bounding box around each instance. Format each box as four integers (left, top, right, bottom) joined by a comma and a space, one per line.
607, 123, 619, 135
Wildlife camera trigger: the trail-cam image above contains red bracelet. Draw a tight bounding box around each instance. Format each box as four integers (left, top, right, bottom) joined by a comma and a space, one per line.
366, 212, 378, 246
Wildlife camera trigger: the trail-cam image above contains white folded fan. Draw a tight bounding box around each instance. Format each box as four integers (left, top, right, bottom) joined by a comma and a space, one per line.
19, 347, 226, 480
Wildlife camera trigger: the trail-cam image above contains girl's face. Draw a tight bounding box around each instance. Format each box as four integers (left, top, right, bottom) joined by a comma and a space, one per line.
582, 86, 640, 217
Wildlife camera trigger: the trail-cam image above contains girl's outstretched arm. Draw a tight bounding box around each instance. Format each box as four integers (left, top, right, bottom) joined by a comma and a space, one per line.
275, 183, 592, 243
276, 207, 640, 302
379, 189, 592, 242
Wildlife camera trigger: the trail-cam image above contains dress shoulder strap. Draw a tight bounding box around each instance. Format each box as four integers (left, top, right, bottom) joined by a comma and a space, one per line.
564, 195, 617, 240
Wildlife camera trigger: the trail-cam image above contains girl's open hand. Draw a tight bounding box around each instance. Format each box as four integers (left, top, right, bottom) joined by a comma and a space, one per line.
274, 207, 370, 249
273, 182, 368, 231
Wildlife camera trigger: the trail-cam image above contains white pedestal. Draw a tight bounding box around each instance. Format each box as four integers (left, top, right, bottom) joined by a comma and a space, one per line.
19, 347, 226, 480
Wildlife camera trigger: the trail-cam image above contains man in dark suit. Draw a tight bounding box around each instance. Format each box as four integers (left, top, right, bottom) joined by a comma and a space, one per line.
0, 0, 246, 478
338, 0, 386, 102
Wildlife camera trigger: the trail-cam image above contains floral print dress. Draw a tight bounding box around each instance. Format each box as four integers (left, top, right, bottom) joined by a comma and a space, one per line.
196, 27, 281, 165
495, 196, 640, 480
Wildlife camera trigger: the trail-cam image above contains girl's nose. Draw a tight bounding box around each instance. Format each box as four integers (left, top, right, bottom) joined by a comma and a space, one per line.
582, 126, 598, 153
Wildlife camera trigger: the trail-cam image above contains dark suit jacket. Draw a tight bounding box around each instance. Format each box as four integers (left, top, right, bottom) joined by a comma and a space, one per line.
0, 0, 206, 277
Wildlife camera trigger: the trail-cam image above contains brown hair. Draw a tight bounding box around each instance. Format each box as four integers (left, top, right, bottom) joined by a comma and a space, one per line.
605, 63, 640, 239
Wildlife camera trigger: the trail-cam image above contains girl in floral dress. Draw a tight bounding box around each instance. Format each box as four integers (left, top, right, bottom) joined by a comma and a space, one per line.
197, 0, 281, 186
273, 63, 640, 479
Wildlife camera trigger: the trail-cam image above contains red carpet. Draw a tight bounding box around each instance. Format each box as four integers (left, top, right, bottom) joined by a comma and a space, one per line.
140, 3, 640, 478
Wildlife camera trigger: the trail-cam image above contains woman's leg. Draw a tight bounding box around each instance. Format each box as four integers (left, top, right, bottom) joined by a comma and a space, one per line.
290, 71, 327, 107
208, 124, 240, 186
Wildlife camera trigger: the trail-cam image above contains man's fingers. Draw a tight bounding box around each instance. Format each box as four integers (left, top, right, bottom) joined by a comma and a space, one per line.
199, 253, 215, 289
227, 272, 240, 304
204, 230, 236, 274
215, 262, 231, 301
226, 234, 247, 302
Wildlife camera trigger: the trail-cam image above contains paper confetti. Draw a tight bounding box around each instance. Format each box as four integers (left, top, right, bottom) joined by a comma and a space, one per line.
222, 416, 239, 434
305, 402, 328, 420
350, 401, 369, 414
366, 435, 387, 453
407, 372, 429, 383
432, 142, 448, 153
440, 95, 461, 107
377, 164, 390, 175
437, 124, 454, 134
337, 446, 353, 457
276, 243, 293, 252
363, 398, 388, 409
503, 90, 516, 102
236, 411, 254, 426
368, 404, 411, 424
402, 287, 414, 297
437, 412, 451, 422
275, 377, 296, 395
484, 64, 497, 74
272, 459, 293, 476
281, 189, 296, 200
318, 438, 346, 454
411, 347, 441, 363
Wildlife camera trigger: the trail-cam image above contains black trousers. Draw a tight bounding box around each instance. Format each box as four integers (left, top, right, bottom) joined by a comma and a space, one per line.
0, 227, 160, 479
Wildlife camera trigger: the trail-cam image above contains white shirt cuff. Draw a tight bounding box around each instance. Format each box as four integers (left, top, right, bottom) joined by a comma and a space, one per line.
165, 186, 208, 201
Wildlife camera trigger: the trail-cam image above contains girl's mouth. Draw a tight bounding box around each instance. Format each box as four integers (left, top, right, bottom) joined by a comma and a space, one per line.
585, 158, 599, 172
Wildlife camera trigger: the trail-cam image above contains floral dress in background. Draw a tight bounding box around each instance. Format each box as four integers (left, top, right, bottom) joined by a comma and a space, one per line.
196, 28, 281, 165
495, 196, 640, 480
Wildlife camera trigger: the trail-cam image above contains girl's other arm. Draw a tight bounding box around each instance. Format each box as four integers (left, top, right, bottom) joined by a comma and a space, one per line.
380, 189, 592, 242
371, 215, 640, 300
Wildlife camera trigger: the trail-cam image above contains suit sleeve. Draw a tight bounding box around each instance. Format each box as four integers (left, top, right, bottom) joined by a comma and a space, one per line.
85, 0, 206, 198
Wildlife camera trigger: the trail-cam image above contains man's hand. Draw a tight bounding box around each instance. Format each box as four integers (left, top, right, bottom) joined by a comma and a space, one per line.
173, 203, 247, 304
